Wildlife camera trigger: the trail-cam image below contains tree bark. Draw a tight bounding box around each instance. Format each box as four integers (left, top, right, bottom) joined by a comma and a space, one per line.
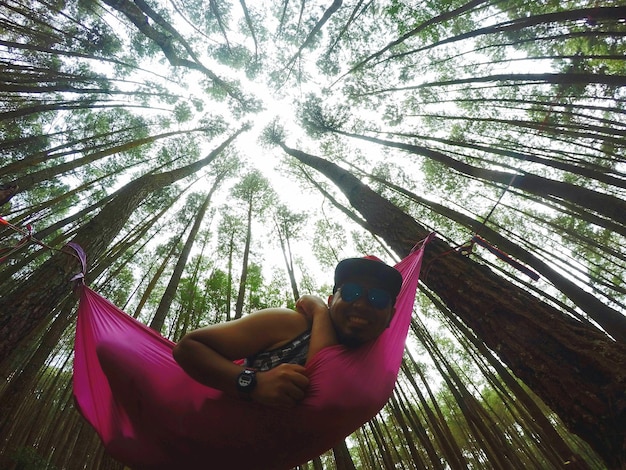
333, 130, 626, 233
234, 198, 253, 319
133, 236, 184, 319
332, 439, 357, 470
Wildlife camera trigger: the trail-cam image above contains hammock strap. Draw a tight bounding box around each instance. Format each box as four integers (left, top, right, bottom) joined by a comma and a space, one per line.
0, 216, 84, 270
65, 242, 87, 284
471, 235, 539, 281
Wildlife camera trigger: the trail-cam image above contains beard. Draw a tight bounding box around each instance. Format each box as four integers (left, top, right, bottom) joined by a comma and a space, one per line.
333, 327, 366, 348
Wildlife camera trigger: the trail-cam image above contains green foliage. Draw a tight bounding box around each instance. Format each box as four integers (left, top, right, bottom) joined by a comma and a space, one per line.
0, 117, 49, 166
274, 204, 306, 239
312, 218, 347, 269
231, 169, 276, 211
1, 0, 623, 468
99, 265, 136, 306
298, 94, 350, 138
202, 268, 231, 323
259, 119, 287, 146
212, 44, 253, 70
173, 102, 193, 123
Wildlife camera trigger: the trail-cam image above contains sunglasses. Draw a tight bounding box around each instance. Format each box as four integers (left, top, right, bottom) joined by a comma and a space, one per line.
339, 283, 392, 309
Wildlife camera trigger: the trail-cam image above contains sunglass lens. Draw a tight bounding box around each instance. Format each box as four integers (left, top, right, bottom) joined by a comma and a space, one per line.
341, 284, 390, 309
341, 283, 362, 302
368, 288, 391, 309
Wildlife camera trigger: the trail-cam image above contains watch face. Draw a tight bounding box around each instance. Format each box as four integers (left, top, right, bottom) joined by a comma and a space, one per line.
237, 369, 256, 393
238, 375, 252, 387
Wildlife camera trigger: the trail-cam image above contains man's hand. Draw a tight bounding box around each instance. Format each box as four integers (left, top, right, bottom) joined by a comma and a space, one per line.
251, 363, 309, 408
295, 295, 329, 326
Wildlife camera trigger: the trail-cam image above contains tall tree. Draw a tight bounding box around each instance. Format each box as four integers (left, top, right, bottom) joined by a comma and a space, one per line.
273, 204, 306, 302
149, 192, 213, 332
217, 211, 247, 321
231, 170, 277, 319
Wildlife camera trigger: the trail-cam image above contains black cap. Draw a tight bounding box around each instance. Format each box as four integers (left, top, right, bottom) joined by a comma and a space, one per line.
334, 255, 403, 299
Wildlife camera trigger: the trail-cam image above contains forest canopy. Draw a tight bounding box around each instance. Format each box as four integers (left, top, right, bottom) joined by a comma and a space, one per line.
0, 0, 625, 469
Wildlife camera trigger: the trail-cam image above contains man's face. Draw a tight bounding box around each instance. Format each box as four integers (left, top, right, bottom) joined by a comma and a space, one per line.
328, 276, 396, 347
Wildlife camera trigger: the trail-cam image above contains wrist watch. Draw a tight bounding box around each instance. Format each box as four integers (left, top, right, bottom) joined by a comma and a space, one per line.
236, 368, 257, 394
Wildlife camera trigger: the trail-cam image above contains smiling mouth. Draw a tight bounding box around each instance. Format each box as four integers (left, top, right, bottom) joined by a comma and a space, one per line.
347, 316, 369, 326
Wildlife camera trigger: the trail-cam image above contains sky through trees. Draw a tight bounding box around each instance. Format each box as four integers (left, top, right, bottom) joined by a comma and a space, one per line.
0, 0, 625, 468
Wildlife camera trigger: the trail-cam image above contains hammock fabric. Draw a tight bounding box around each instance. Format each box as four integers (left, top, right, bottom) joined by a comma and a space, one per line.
73, 235, 432, 470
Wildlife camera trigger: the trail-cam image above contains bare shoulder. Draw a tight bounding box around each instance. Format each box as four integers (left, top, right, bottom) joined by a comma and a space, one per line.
242, 308, 310, 350
246, 307, 309, 334
247, 307, 302, 320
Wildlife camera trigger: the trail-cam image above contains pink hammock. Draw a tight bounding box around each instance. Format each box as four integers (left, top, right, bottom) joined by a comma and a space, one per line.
73, 236, 432, 470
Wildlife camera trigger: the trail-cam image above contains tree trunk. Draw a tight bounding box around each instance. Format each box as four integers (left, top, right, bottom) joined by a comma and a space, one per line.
332, 439, 357, 470
275, 217, 300, 302
226, 235, 234, 321
365, 6, 626, 70
0, 297, 74, 436
234, 198, 253, 319
132, 234, 184, 318
150, 181, 221, 332
101, 0, 247, 107
334, 130, 626, 233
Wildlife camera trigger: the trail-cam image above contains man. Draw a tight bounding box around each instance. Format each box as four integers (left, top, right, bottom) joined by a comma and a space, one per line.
173, 255, 402, 408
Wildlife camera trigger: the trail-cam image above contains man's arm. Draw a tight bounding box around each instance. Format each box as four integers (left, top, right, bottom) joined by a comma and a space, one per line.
295, 295, 338, 363
173, 309, 310, 407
